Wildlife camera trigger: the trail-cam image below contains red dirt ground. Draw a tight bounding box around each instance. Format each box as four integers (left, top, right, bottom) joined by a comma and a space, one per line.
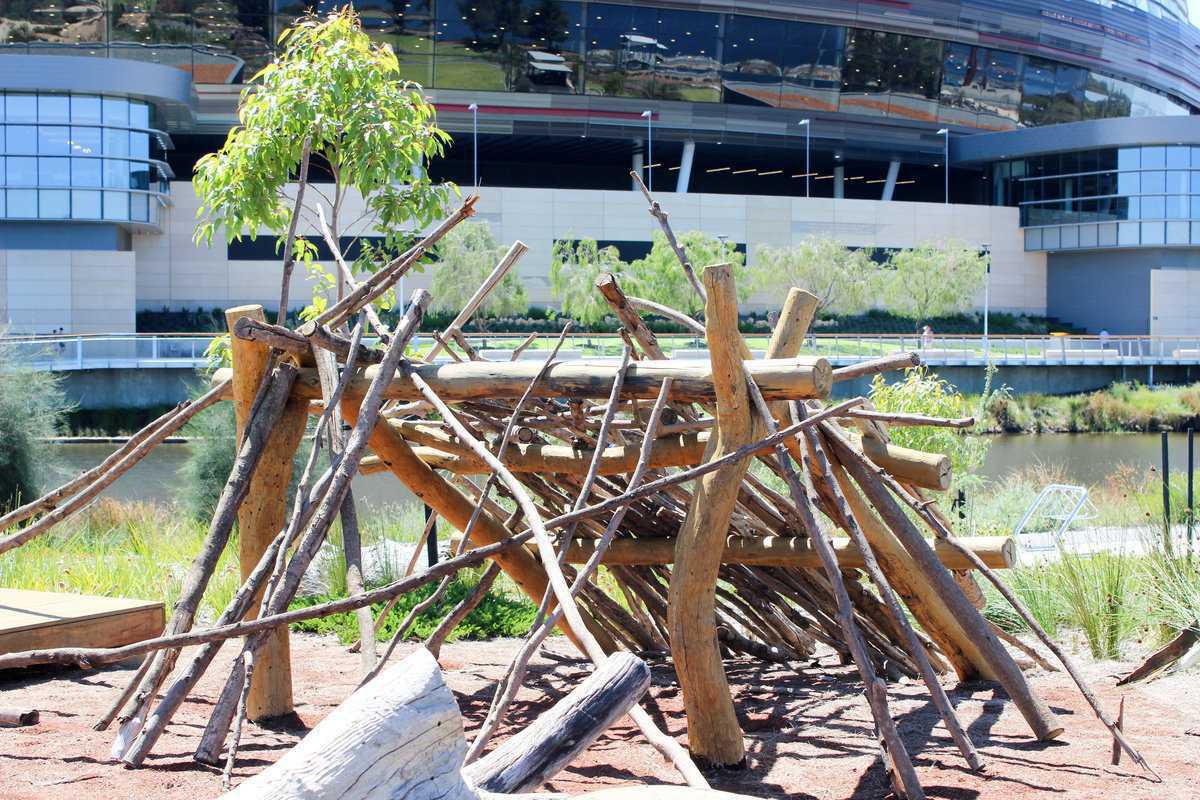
1, 632, 1197, 799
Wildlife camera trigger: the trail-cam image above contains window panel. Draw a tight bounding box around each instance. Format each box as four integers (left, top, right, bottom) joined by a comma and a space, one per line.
8, 189, 37, 217
721, 14, 784, 108
6, 156, 36, 186
1142, 146, 1166, 168
103, 190, 129, 221
39, 189, 69, 218
38, 95, 70, 124
1142, 170, 1166, 193
37, 126, 69, 155
131, 192, 150, 222
1167, 146, 1190, 169
5, 94, 37, 123
102, 97, 128, 127
6, 126, 37, 155
1141, 195, 1165, 218
780, 21, 843, 111
653, 9, 719, 103
71, 96, 102, 124
72, 157, 101, 187
104, 128, 130, 157
70, 127, 101, 157
39, 157, 69, 186
71, 189, 102, 219
131, 132, 150, 160
583, 3, 661, 98
104, 159, 130, 188
129, 101, 150, 129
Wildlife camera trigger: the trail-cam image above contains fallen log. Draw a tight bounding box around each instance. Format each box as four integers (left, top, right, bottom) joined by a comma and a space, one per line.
221, 649, 475, 800
463, 651, 650, 793
475, 534, 1015, 571
213, 355, 833, 404
1117, 622, 1199, 685
0, 708, 38, 727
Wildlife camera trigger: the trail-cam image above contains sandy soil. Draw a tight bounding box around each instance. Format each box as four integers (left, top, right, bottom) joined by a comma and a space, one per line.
1, 633, 1197, 799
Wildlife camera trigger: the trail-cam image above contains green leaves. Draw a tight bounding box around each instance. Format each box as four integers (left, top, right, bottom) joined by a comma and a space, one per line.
754, 237, 880, 316
630, 230, 749, 316
192, 7, 454, 317
882, 240, 989, 325
549, 238, 631, 326
430, 222, 528, 326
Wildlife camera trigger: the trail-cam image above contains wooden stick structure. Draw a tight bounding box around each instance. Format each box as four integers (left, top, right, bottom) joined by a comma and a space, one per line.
0, 189, 1160, 796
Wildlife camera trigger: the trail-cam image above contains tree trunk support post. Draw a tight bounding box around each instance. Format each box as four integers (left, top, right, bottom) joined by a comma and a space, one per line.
668, 263, 752, 768
225, 304, 308, 720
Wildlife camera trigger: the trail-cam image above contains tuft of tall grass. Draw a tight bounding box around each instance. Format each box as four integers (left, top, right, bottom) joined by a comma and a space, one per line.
1055, 548, 1138, 660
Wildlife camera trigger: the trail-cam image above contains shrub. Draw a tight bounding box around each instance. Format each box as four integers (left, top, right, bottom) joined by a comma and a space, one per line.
0, 335, 68, 513
180, 400, 238, 521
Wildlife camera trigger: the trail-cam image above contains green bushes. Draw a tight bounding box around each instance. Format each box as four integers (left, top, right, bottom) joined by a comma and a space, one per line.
0, 336, 68, 512
290, 568, 537, 644
976, 382, 1200, 434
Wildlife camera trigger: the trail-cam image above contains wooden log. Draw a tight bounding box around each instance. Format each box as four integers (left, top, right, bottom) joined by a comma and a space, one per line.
232, 316, 384, 365
226, 305, 310, 721
828, 430, 1065, 741
668, 263, 751, 768
0, 708, 38, 727
343, 401, 602, 654
489, 534, 1015, 570
212, 355, 833, 404
221, 649, 477, 800
856, 433, 951, 491
832, 352, 921, 382
463, 652, 650, 793
111, 358, 301, 761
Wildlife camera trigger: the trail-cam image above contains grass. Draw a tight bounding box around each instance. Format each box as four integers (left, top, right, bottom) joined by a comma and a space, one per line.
980, 382, 1200, 434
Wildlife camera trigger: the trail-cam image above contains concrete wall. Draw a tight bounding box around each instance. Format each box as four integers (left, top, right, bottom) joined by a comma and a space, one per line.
135, 182, 1046, 316
1047, 248, 1200, 334
3, 249, 136, 334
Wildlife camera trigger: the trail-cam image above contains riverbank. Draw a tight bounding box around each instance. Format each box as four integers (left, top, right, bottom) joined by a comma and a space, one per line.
978, 381, 1200, 433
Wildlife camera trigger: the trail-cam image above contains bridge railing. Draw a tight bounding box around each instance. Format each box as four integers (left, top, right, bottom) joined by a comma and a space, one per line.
3, 332, 1200, 370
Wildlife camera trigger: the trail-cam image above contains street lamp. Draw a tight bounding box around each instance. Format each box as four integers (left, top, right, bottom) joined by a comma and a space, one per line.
799, 118, 811, 198
468, 103, 479, 187
641, 109, 653, 191
982, 242, 991, 361
936, 127, 949, 204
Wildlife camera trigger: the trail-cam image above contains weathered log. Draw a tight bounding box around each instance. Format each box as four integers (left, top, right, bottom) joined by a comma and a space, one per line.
227, 305, 310, 721
221, 649, 476, 800
491, 534, 1015, 570
843, 409, 975, 429
111, 356, 301, 760
855, 433, 951, 491
0, 708, 38, 727
212, 355, 833, 404
232, 316, 384, 365
832, 352, 921, 382
1118, 623, 1199, 685
827, 428, 1064, 741
463, 652, 651, 793
668, 263, 751, 768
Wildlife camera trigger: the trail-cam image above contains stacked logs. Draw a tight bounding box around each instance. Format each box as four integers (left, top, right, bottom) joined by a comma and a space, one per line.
0, 186, 1160, 797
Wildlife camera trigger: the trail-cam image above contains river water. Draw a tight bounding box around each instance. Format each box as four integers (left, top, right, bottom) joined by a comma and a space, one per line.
46, 432, 1196, 513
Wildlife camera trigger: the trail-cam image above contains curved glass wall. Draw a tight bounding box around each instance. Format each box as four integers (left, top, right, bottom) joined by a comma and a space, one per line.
270, 0, 1191, 129
0, 92, 170, 225
997, 145, 1200, 249
4, 1, 1193, 127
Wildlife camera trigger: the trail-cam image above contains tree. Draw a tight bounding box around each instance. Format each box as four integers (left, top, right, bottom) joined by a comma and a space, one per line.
549, 238, 631, 326
630, 230, 749, 317
883, 240, 988, 327
193, 7, 453, 321
0, 336, 67, 513
753, 236, 878, 315
430, 222, 528, 328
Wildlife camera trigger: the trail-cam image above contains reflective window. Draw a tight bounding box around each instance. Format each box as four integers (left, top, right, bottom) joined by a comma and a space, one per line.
39, 189, 69, 218
103, 190, 128, 221
841, 29, 941, 121
780, 21, 843, 111
39, 157, 70, 187
38, 126, 69, 155
5, 95, 37, 123
7, 156, 36, 185
129, 101, 150, 129
38, 95, 70, 124
72, 96, 102, 124
104, 159, 130, 188
102, 97, 128, 127
721, 14, 784, 108
72, 158, 102, 187
583, 3, 662, 98
71, 127, 102, 157
7, 126, 37, 155
8, 189, 37, 217
1020, 58, 1086, 126
104, 128, 130, 157
72, 189, 102, 219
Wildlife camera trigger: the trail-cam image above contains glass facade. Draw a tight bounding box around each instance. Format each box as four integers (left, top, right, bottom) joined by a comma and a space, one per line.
998, 145, 1200, 248
0, 92, 169, 224
3, 2, 1192, 128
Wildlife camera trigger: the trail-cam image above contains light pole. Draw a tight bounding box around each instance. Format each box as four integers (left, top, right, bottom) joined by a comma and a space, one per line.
982, 243, 991, 361
468, 103, 479, 187
799, 118, 810, 198
937, 127, 949, 204
641, 109, 653, 191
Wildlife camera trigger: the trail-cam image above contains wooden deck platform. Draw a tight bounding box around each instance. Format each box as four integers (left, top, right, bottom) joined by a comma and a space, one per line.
0, 588, 164, 659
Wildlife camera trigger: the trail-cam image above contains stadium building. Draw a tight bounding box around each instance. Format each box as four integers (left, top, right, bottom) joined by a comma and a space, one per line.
2, 0, 1200, 334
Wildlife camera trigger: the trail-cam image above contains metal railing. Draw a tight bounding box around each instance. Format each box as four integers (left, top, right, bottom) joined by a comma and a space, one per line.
3, 332, 1200, 371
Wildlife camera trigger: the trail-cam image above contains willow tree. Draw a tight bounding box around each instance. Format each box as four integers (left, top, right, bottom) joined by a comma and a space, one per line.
631, 230, 749, 317
549, 238, 631, 326
883, 241, 989, 328
754, 236, 878, 315
193, 7, 454, 321
430, 222, 528, 329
